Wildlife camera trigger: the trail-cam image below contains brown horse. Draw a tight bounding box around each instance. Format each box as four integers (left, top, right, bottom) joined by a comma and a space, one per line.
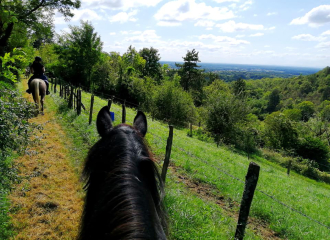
30, 78, 46, 115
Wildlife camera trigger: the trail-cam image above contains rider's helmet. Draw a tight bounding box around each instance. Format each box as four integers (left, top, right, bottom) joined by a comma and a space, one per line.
35, 56, 42, 62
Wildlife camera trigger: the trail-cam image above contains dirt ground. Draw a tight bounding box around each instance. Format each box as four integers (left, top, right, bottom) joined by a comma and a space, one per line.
9, 89, 83, 239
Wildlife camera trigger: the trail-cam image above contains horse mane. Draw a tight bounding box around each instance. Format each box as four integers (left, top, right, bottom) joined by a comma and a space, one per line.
79, 123, 167, 240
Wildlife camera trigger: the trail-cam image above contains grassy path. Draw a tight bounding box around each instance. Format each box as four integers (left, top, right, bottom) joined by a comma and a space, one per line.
9, 80, 83, 239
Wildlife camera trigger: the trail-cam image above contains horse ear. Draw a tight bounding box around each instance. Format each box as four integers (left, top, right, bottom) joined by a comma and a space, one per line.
134, 111, 147, 137
96, 106, 113, 137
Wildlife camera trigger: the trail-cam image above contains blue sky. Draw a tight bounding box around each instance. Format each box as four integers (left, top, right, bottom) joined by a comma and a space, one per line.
54, 0, 330, 68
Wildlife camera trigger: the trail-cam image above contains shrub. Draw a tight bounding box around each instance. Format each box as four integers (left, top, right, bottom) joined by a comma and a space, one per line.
296, 136, 329, 171
264, 112, 299, 151
151, 80, 196, 125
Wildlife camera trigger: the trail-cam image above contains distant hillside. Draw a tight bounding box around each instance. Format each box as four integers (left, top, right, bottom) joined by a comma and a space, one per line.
246, 66, 330, 111
161, 61, 322, 82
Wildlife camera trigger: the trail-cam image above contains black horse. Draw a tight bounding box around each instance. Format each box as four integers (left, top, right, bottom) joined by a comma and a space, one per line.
78, 106, 167, 240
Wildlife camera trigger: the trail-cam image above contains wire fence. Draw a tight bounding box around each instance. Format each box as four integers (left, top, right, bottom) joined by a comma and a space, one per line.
49, 76, 330, 233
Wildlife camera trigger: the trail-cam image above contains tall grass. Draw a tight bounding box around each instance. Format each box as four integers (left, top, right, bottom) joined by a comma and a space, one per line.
49, 84, 330, 239
48, 88, 262, 239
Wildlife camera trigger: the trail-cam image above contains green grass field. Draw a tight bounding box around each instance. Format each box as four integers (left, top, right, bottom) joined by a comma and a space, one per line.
45, 83, 330, 239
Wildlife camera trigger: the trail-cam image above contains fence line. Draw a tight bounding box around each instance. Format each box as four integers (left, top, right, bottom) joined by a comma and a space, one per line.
173, 143, 330, 231
50, 78, 330, 231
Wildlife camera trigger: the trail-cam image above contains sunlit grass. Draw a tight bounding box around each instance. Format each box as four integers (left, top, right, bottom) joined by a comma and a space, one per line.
50, 83, 330, 239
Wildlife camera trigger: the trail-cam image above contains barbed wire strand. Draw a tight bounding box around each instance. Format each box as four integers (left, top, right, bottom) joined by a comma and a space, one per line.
51, 78, 330, 230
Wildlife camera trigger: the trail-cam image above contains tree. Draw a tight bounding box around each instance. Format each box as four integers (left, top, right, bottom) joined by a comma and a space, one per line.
0, 0, 80, 55
233, 78, 246, 97
297, 101, 315, 122
54, 21, 103, 89
139, 47, 162, 82
175, 49, 204, 91
264, 112, 298, 151
267, 88, 280, 112
204, 80, 249, 145
151, 78, 196, 125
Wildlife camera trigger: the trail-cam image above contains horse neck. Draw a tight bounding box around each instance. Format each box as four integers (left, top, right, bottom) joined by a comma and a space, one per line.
80, 144, 166, 240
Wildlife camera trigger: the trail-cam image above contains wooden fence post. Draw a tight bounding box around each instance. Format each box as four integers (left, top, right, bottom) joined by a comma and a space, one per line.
68, 86, 74, 109
161, 125, 174, 183
60, 81, 63, 97
287, 160, 292, 176
234, 162, 260, 240
89, 94, 94, 125
77, 90, 81, 116
108, 96, 114, 110
122, 100, 126, 123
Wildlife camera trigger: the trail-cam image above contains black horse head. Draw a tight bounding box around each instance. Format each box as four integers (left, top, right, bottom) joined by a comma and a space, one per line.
79, 106, 167, 240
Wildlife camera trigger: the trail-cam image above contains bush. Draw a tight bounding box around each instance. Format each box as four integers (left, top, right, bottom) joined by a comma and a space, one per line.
151, 80, 196, 125
264, 112, 299, 151
204, 83, 249, 145
296, 137, 329, 171
0, 87, 41, 239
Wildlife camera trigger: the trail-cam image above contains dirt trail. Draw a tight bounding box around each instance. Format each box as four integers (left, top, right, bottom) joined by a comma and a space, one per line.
9, 88, 83, 239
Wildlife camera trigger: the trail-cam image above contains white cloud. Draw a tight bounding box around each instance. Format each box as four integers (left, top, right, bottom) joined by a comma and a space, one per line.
236, 34, 245, 38
110, 32, 116, 35
316, 41, 330, 48
239, 0, 252, 11
81, 0, 163, 10
194, 20, 215, 27
285, 47, 297, 51
264, 45, 270, 48
216, 20, 264, 32
267, 12, 277, 16
199, 34, 250, 45
267, 26, 276, 30
290, 5, 330, 27
321, 30, 330, 36
213, 0, 239, 3
292, 34, 326, 42
124, 30, 161, 43
109, 10, 138, 23
54, 9, 104, 24
249, 33, 264, 37
154, 0, 235, 26
157, 21, 182, 26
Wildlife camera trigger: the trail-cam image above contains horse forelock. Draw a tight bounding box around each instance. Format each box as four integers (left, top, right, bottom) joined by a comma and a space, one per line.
80, 123, 166, 240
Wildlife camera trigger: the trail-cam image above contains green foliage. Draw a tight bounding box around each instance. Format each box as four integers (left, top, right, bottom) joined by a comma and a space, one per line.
0, 89, 41, 159
139, 47, 162, 82
176, 49, 204, 92
283, 108, 302, 122
264, 112, 298, 150
151, 80, 196, 125
267, 88, 280, 112
0, 48, 27, 84
296, 136, 329, 171
232, 78, 246, 97
54, 21, 103, 88
204, 81, 250, 144
297, 101, 315, 121
0, 87, 42, 239
0, 0, 80, 55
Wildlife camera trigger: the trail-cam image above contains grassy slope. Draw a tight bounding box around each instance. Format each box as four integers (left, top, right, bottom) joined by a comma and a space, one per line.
47, 83, 330, 239
80, 89, 330, 240
50, 89, 261, 239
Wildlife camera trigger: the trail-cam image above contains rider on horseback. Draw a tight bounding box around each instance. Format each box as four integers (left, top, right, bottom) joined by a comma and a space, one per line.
26, 56, 50, 95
